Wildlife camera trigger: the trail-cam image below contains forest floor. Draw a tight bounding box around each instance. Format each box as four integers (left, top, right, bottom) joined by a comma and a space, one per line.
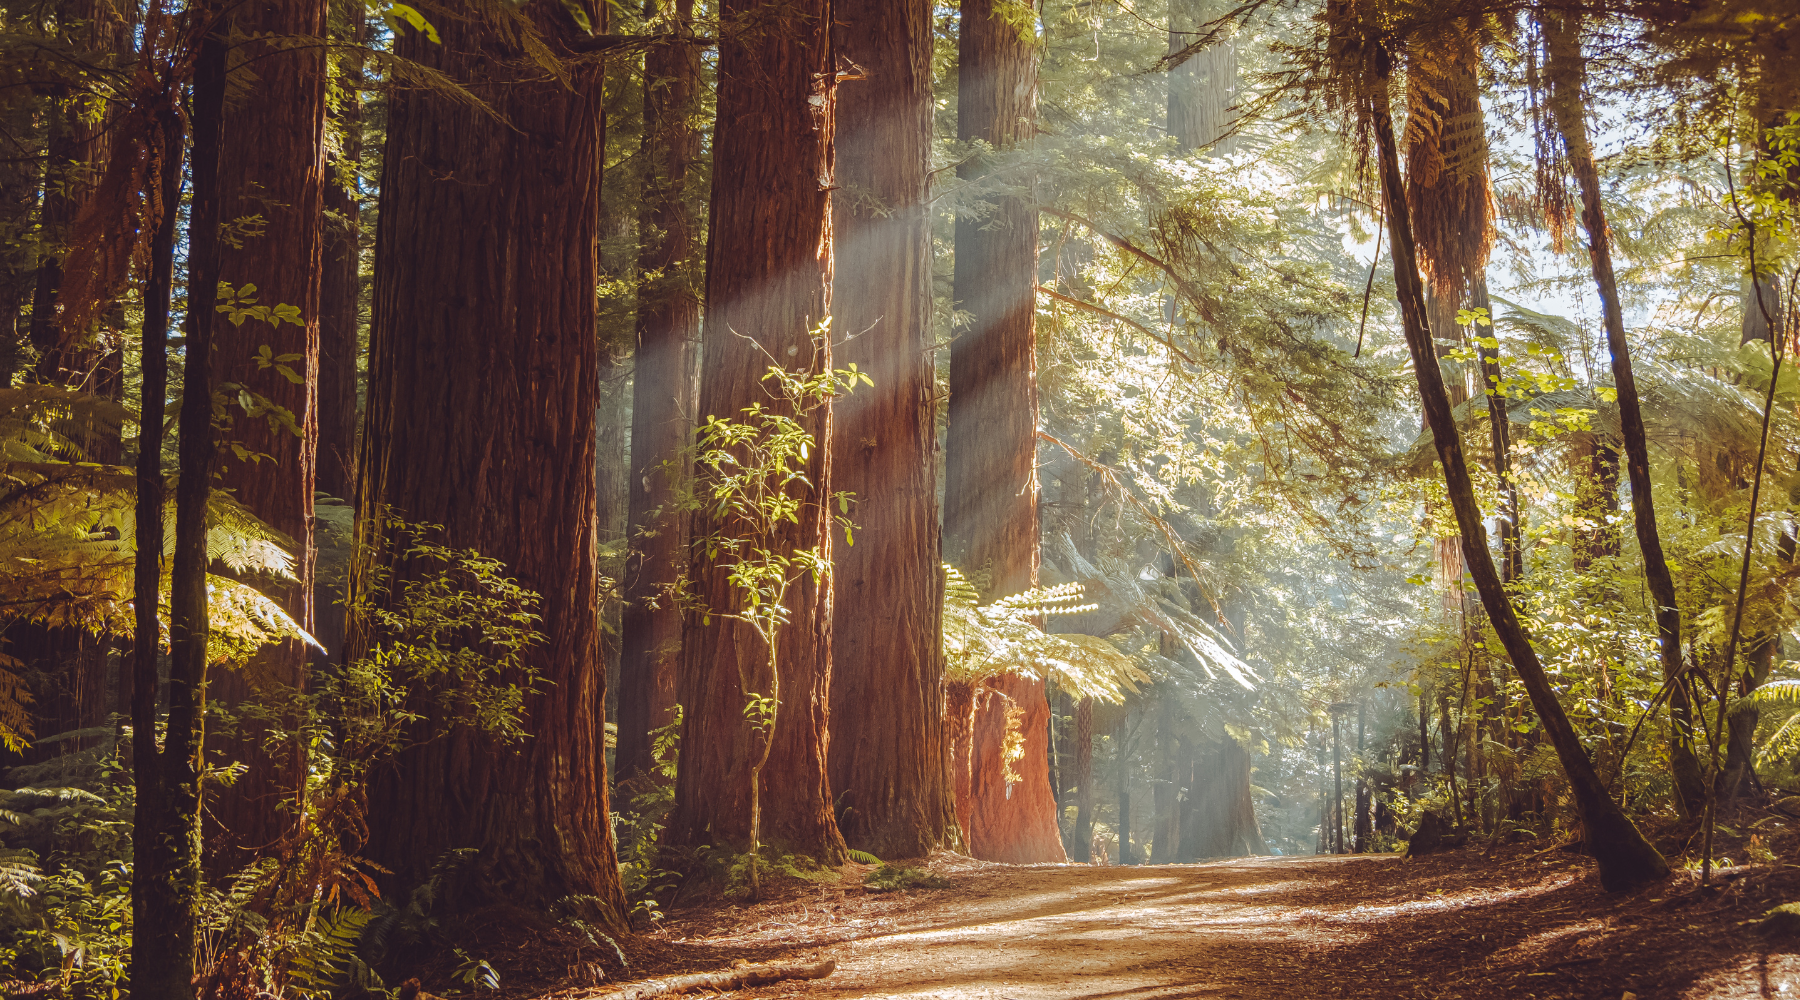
512, 844, 1800, 1000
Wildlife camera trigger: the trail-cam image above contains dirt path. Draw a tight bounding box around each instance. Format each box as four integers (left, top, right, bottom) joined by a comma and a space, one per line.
592, 851, 1800, 1000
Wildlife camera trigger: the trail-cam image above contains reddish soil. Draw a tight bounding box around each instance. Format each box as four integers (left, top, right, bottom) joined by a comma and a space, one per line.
532, 848, 1800, 1000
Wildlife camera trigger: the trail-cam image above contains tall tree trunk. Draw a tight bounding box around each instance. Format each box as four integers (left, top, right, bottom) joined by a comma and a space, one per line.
826, 0, 958, 860
313, 0, 366, 664
1542, 12, 1707, 819
0, 93, 41, 384
317, 2, 364, 506
29, 0, 129, 389
616, 2, 700, 785
1151, 694, 1178, 863
1368, 40, 1669, 891
133, 24, 221, 997
663, 0, 846, 866
355, 0, 626, 923
131, 81, 188, 1000
1072, 696, 1094, 861
203, 0, 329, 863
946, 0, 1065, 865
1167, 0, 1236, 154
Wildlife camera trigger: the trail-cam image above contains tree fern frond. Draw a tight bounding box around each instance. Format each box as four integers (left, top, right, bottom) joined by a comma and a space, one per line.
1747, 679, 1800, 706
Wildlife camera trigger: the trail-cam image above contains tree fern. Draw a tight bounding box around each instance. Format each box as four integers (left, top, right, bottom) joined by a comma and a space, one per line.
943, 564, 1153, 702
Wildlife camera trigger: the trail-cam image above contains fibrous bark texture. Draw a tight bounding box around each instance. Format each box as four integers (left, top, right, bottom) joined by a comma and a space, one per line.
617, 2, 701, 785
826, 0, 959, 860
204, 0, 329, 862
663, 0, 846, 865
946, 0, 1065, 865
355, 0, 626, 921
1167, 0, 1236, 154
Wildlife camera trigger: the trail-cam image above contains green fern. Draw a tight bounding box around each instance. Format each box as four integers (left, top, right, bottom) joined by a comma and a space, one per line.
847, 849, 881, 865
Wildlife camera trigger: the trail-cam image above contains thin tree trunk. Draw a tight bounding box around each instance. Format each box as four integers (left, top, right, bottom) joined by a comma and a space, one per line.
130, 88, 187, 1000
1371, 41, 1668, 891
1072, 696, 1094, 861
946, 0, 1064, 865
616, 2, 701, 786
663, 0, 846, 865
1543, 10, 1707, 820
1152, 694, 1178, 863
355, 0, 627, 923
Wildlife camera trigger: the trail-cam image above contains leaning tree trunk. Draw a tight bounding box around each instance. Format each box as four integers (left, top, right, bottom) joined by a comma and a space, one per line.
946, 0, 1066, 865
1368, 40, 1669, 891
354, 0, 627, 924
826, 0, 960, 860
1542, 11, 1706, 819
203, 0, 329, 865
616, 2, 701, 785
662, 0, 847, 866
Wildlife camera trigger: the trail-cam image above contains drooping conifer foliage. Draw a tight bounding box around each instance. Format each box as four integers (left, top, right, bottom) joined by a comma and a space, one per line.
0, 0, 1797, 993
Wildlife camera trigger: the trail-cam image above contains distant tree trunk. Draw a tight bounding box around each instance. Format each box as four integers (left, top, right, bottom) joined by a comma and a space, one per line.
1572, 434, 1622, 571
1181, 736, 1265, 858
29, 0, 129, 388
317, 4, 365, 506
946, 0, 1065, 865
313, 2, 366, 664
1072, 696, 1094, 861
616, 2, 701, 786
354, 0, 626, 924
1151, 695, 1179, 863
1370, 37, 1668, 891
1721, 212, 1793, 803
1167, 0, 1236, 154
1542, 12, 1706, 819
0, 94, 41, 383
133, 25, 220, 997
824, 0, 958, 843
202, 0, 329, 863
663, 0, 846, 866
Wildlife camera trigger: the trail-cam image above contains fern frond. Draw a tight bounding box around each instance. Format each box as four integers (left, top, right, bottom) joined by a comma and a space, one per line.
1747, 680, 1800, 706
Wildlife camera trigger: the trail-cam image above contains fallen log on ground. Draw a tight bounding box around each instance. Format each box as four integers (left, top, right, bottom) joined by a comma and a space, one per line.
600, 959, 838, 1000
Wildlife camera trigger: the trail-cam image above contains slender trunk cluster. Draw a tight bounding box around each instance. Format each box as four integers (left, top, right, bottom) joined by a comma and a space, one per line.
1369, 38, 1669, 891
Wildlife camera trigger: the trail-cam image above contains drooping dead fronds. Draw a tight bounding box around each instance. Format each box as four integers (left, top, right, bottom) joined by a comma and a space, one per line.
1404, 20, 1493, 304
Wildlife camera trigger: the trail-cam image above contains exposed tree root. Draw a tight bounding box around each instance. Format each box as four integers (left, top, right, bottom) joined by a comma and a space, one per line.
600, 959, 837, 1000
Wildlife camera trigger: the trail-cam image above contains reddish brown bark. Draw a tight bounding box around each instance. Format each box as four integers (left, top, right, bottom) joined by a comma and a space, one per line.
317, 6, 366, 506
354, 0, 626, 920
825, 0, 958, 860
204, 0, 329, 861
616, 2, 701, 785
664, 0, 845, 864
29, 0, 130, 390
946, 0, 1065, 864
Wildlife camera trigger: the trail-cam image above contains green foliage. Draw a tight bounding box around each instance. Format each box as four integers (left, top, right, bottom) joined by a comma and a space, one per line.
614, 708, 681, 925
942, 565, 1153, 701
862, 865, 950, 893
846, 849, 881, 866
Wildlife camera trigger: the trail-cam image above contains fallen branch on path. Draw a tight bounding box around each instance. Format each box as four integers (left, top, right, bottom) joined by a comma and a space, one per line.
596, 959, 837, 1000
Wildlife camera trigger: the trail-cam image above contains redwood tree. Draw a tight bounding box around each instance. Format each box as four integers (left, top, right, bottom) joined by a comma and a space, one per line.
945, 0, 1066, 864
205, 0, 330, 860
616, 2, 701, 785
355, 0, 627, 921
826, 0, 960, 860
663, 0, 846, 865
